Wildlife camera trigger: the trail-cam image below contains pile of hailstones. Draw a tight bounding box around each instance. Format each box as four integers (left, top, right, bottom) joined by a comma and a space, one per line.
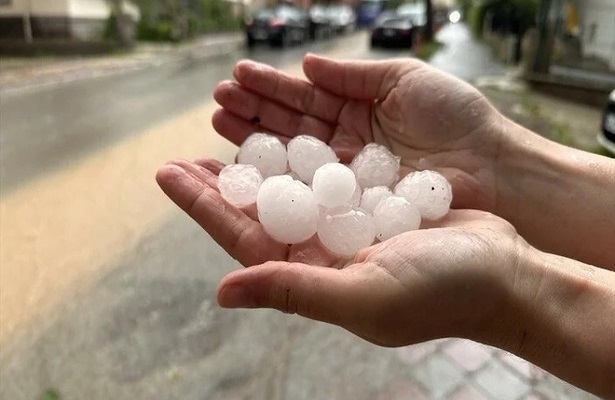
217, 133, 453, 258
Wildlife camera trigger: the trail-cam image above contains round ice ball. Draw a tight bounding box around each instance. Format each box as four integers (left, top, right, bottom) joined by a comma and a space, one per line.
237, 132, 288, 178
350, 180, 362, 207
312, 163, 357, 208
257, 175, 318, 244
373, 196, 421, 241
350, 143, 400, 189
287, 135, 338, 184
394, 170, 452, 220
218, 164, 263, 207
317, 207, 376, 257
360, 186, 393, 214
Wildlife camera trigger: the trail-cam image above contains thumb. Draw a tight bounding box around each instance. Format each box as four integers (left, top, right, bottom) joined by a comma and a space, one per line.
217, 261, 361, 326
302, 53, 417, 101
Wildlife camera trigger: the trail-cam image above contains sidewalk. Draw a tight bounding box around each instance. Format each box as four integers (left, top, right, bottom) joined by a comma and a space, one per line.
475, 69, 604, 152
0, 33, 243, 92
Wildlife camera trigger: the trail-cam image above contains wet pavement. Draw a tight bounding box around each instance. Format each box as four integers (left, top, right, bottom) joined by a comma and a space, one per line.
0, 24, 603, 400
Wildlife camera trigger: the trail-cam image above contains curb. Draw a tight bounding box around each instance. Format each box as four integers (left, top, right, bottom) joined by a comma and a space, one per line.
0, 33, 244, 93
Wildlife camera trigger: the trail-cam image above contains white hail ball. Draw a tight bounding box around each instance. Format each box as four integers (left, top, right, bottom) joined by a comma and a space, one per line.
256, 175, 318, 244
287, 135, 338, 184
359, 186, 393, 214
237, 132, 288, 178
373, 196, 421, 241
394, 170, 452, 220
350, 143, 400, 189
218, 164, 263, 207
317, 207, 376, 257
312, 163, 357, 208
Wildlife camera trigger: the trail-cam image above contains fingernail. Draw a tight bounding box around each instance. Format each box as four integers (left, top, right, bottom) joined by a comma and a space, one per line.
219, 285, 255, 308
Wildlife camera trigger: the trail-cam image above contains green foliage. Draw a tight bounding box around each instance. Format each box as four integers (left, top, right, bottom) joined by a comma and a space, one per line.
39, 389, 61, 400
196, 0, 242, 34
414, 39, 444, 60
138, 19, 174, 41
104, 13, 117, 40
135, 0, 241, 42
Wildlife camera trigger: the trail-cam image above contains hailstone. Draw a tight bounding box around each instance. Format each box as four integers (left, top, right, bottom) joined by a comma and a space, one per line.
360, 186, 393, 214
373, 196, 421, 241
350, 143, 400, 188
237, 132, 288, 178
256, 175, 318, 244
394, 170, 452, 220
312, 163, 357, 208
218, 164, 263, 207
317, 207, 376, 257
287, 135, 338, 184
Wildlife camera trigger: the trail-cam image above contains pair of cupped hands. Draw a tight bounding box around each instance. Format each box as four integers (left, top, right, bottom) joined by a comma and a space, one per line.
156, 54, 523, 347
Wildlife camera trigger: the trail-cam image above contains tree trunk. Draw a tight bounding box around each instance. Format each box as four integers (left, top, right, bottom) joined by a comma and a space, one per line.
423, 0, 433, 42
111, 0, 134, 47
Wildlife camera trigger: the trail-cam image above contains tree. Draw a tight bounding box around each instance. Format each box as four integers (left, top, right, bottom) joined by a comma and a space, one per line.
423, 0, 433, 42
110, 0, 136, 46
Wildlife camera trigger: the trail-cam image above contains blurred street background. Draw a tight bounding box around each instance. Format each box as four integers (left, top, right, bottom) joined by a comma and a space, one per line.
1, 0, 613, 399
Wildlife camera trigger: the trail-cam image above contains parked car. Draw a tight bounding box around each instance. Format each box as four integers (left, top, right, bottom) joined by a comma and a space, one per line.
326, 4, 356, 34
370, 12, 421, 48
598, 89, 615, 155
245, 5, 310, 47
309, 4, 332, 40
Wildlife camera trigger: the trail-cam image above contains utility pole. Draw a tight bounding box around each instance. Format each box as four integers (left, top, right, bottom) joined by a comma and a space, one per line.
23, 0, 33, 43
423, 0, 433, 42
110, 0, 133, 47
532, 0, 553, 74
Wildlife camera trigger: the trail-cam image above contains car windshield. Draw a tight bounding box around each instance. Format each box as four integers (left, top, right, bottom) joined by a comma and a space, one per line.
253, 9, 274, 20
380, 17, 412, 28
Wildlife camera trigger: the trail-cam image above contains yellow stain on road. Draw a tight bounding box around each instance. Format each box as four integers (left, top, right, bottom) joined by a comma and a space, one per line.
0, 100, 235, 350
0, 60, 308, 353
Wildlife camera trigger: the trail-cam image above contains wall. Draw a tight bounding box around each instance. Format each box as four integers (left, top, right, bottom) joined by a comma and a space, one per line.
0, 0, 70, 16
580, 0, 615, 69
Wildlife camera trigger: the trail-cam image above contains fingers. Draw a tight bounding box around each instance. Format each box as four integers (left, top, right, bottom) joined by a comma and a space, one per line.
231, 60, 345, 123
303, 54, 418, 101
213, 81, 334, 143
193, 158, 226, 176
217, 260, 361, 325
156, 161, 288, 266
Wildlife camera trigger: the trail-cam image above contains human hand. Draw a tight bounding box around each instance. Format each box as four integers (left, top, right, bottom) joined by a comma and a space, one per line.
213, 54, 505, 213
156, 158, 524, 347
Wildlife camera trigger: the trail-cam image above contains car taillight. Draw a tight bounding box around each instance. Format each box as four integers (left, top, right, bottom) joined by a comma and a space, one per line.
269, 17, 285, 27
401, 29, 412, 36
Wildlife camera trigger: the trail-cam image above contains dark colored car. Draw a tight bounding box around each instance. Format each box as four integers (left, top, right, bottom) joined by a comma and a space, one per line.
245, 5, 310, 47
598, 89, 615, 155
309, 4, 332, 40
370, 14, 420, 48
326, 4, 357, 34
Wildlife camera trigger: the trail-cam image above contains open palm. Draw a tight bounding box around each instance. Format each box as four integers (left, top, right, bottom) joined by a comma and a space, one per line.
212, 54, 505, 213
156, 158, 521, 346
156, 158, 344, 268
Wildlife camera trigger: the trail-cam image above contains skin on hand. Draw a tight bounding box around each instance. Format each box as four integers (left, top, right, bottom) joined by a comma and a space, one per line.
212, 54, 615, 269
156, 54, 615, 398
212, 54, 504, 213
155, 158, 523, 348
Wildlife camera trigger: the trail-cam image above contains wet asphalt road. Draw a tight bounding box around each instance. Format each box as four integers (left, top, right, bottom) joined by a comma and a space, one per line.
1, 24, 507, 400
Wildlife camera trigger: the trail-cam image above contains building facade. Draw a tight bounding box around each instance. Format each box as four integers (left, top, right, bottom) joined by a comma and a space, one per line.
0, 0, 139, 41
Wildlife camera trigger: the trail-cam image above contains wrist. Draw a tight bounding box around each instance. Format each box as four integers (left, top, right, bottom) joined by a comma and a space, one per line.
492, 243, 615, 397
491, 118, 615, 268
